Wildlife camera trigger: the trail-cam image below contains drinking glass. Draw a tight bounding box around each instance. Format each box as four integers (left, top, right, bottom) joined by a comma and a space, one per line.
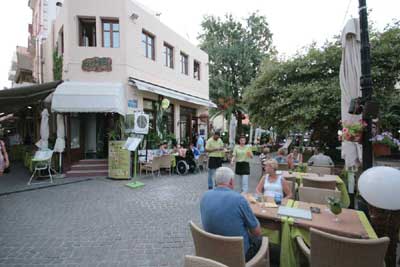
260, 195, 267, 213
328, 198, 342, 222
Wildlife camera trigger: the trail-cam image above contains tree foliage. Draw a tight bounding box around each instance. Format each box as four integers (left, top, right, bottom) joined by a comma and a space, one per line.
244, 20, 400, 151
198, 12, 275, 132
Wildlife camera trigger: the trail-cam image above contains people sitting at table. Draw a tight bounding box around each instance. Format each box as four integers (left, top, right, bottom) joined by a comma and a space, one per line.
274, 148, 287, 164
159, 141, 169, 155
200, 167, 262, 262
287, 147, 303, 169
307, 147, 334, 166
259, 147, 271, 164
256, 159, 293, 200
178, 143, 188, 158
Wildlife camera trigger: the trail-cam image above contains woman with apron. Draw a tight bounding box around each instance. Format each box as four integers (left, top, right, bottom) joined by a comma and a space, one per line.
231, 135, 253, 193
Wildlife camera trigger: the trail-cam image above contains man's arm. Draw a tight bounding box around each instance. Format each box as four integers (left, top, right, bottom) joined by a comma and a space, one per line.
249, 224, 261, 237
240, 198, 261, 237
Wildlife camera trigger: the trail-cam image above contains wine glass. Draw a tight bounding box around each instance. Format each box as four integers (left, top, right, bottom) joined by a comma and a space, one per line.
260, 194, 267, 213
328, 197, 342, 222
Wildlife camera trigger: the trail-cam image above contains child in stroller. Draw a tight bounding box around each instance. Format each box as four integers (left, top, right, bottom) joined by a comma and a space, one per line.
175, 143, 197, 175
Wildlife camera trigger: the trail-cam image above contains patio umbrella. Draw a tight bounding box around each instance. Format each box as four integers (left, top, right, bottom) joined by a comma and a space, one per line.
229, 116, 237, 147
340, 18, 362, 169
54, 114, 65, 173
249, 124, 254, 144
35, 108, 49, 150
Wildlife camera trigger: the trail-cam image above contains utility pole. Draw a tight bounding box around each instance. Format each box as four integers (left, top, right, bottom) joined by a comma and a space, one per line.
359, 0, 373, 171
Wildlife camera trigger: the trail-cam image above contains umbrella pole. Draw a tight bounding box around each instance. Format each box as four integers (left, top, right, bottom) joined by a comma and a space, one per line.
54, 152, 65, 179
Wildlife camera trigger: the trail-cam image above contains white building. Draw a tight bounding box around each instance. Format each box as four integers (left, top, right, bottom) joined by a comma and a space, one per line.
38, 0, 214, 166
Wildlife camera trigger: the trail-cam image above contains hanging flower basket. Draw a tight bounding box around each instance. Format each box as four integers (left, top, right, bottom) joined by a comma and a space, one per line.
373, 143, 391, 157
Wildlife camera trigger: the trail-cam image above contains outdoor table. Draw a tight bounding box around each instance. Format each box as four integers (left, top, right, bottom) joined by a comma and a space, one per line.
283, 171, 350, 208
245, 195, 377, 267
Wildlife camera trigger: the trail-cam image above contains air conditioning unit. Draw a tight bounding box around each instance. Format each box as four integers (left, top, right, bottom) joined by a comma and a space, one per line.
133, 112, 149, 134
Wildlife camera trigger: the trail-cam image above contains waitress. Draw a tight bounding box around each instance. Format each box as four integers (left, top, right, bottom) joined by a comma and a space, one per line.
231, 135, 253, 193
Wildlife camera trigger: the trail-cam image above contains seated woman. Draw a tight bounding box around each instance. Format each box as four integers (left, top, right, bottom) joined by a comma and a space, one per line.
287, 147, 303, 169
256, 159, 292, 200
274, 148, 287, 164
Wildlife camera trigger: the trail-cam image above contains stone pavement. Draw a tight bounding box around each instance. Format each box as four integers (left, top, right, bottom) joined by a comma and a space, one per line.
0, 159, 263, 267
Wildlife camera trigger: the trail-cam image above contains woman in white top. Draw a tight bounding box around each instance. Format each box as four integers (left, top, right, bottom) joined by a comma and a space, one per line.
255, 159, 292, 200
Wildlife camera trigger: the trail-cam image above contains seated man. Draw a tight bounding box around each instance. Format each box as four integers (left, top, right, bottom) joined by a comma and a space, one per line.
307, 147, 334, 166
274, 148, 287, 164
200, 167, 262, 262
159, 141, 169, 155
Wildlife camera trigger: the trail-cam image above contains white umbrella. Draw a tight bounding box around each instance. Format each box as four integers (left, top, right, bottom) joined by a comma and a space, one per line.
340, 18, 362, 194
229, 116, 237, 147
35, 109, 49, 150
54, 114, 65, 174
249, 124, 254, 144
340, 18, 363, 169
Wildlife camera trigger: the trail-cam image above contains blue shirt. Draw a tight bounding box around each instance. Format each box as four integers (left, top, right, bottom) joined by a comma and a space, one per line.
200, 187, 259, 253
196, 137, 205, 153
274, 155, 287, 164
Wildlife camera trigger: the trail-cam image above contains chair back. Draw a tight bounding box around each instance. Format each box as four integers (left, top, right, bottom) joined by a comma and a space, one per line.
307, 166, 333, 175
286, 180, 296, 200
278, 163, 289, 171
184, 255, 228, 267
310, 228, 389, 267
298, 186, 341, 204
189, 221, 246, 267
151, 156, 161, 170
302, 177, 336, 190
159, 154, 172, 169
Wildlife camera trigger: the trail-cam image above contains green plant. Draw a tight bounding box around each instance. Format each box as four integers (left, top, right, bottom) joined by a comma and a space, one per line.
294, 163, 307, 173
53, 51, 63, 80
371, 132, 400, 149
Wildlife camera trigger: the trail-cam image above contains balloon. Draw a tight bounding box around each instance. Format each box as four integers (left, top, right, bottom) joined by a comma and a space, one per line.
161, 98, 170, 110
358, 166, 400, 210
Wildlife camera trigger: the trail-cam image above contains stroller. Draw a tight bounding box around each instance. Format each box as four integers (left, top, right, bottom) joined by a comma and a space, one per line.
175, 149, 197, 175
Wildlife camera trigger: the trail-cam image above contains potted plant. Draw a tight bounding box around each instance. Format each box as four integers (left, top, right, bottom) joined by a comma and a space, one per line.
339, 120, 366, 143
370, 132, 400, 157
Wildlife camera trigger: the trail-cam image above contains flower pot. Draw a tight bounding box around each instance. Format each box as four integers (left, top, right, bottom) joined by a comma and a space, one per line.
373, 143, 391, 157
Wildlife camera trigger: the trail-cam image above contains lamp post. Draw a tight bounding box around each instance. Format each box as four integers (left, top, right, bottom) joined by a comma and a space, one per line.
358, 167, 400, 267
358, 0, 373, 171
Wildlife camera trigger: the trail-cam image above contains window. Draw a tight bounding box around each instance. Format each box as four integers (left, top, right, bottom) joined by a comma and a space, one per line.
102, 19, 120, 48
194, 60, 200, 80
180, 52, 188, 75
142, 30, 155, 60
143, 99, 156, 132
163, 43, 174, 68
165, 104, 175, 134
78, 17, 96, 47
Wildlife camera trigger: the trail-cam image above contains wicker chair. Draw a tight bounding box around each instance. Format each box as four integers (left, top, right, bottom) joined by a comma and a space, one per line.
286, 180, 296, 200
189, 221, 270, 267
277, 163, 289, 171
184, 255, 228, 267
296, 228, 389, 267
197, 153, 208, 172
139, 156, 161, 177
159, 154, 172, 175
298, 186, 341, 204
307, 165, 333, 175
302, 177, 337, 190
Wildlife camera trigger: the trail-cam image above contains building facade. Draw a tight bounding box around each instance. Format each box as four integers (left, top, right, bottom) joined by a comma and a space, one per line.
38, 0, 213, 165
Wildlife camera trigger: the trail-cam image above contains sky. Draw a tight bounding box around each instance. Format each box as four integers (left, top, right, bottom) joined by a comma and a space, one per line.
0, 0, 399, 89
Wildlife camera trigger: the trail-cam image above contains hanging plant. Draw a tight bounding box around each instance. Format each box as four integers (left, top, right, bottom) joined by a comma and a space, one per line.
53, 50, 63, 80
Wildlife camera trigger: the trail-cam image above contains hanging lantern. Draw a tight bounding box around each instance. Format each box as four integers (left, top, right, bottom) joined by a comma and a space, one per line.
161, 98, 170, 110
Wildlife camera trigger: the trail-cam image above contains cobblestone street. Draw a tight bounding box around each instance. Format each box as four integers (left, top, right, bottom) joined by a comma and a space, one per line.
0, 160, 263, 267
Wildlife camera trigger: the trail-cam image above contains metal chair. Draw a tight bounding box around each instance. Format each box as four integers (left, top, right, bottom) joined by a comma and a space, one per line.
297, 227, 389, 267
28, 149, 54, 185
298, 186, 341, 205
184, 255, 228, 267
189, 221, 270, 267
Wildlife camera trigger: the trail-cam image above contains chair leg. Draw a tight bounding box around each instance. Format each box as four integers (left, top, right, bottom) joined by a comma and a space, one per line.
28, 169, 37, 185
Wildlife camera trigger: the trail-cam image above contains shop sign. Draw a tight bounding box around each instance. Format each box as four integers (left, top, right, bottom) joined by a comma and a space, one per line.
128, 99, 138, 108
108, 141, 130, 179
82, 57, 112, 72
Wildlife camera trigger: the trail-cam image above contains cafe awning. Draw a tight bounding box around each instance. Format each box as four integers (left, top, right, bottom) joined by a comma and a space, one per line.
51, 81, 125, 115
129, 77, 217, 108
0, 81, 62, 114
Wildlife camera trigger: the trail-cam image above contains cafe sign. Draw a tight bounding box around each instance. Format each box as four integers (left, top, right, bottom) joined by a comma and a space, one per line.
82, 57, 112, 72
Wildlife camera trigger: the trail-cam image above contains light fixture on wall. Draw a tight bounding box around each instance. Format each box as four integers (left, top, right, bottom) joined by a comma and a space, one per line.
130, 12, 139, 21
56, 2, 62, 7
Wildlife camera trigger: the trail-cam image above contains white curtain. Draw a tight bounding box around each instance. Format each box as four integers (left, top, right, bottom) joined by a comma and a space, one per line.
340, 18, 363, 169
35, 109, 49, 150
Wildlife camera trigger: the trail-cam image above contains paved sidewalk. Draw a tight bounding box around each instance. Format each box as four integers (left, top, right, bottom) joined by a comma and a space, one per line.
0, 159, 263, 267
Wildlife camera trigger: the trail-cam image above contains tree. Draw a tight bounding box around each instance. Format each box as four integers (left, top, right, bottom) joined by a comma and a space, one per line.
198, 12, 275, 134
244, 20, 400, 157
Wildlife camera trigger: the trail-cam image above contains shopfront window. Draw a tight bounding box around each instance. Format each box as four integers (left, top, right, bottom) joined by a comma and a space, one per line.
70, 116, 80, 149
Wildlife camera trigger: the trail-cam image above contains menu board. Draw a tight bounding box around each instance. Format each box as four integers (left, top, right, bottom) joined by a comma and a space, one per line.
108, 141, 131, 179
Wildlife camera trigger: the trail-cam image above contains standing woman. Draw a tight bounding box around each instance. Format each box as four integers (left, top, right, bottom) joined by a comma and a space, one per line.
0, 135, 10, 176
256, 159, 292, 200
231, 135, 253, 193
